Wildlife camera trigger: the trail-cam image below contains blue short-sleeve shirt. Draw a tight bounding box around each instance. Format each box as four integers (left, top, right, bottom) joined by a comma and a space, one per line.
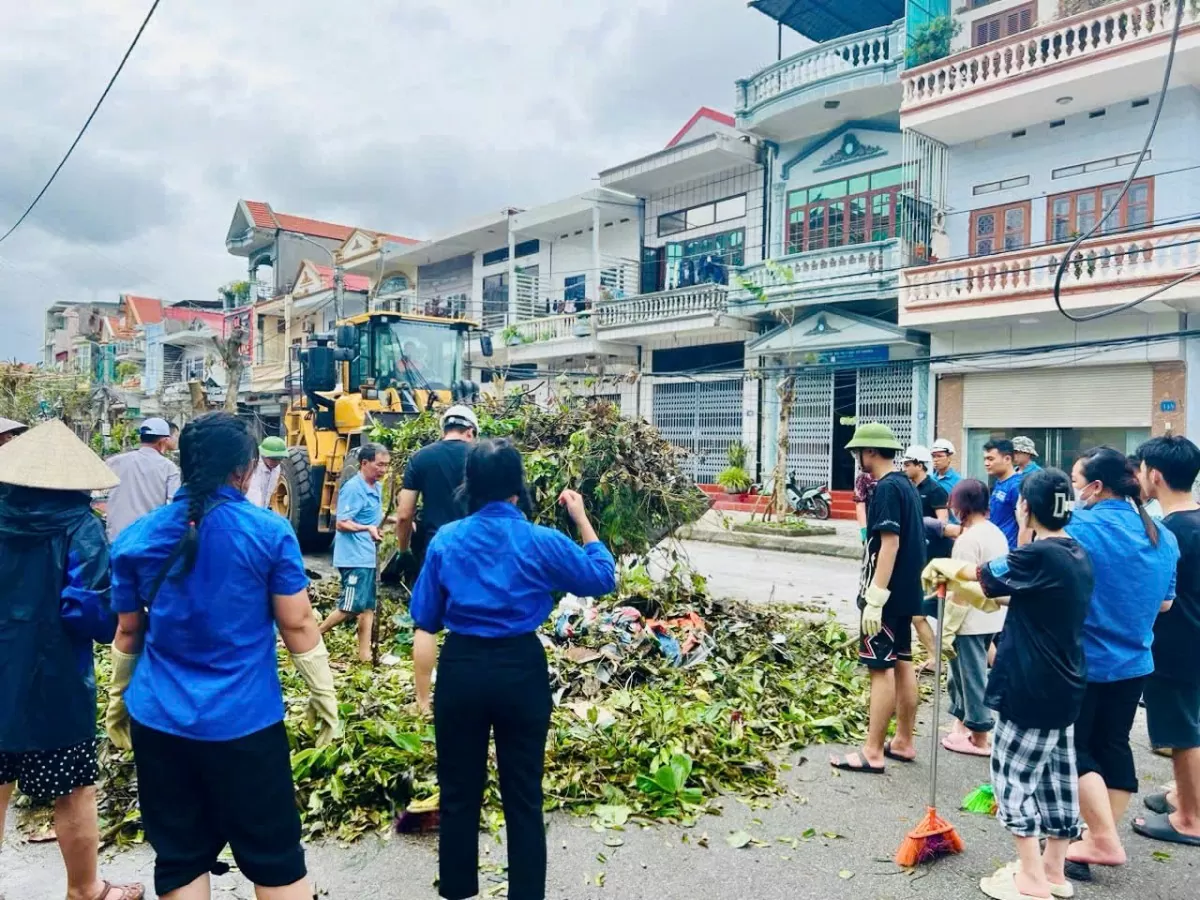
990, 472, 1025, 549
333, 474, 383, 569
410, 502, 617, 638
111, 486, 309, 741
1067, 499, 1179, 683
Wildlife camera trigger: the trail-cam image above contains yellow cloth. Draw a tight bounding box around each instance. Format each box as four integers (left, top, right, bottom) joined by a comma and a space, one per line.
922, 559, 1001, 614
105, 646, 139, 751
291, 640, 340, 747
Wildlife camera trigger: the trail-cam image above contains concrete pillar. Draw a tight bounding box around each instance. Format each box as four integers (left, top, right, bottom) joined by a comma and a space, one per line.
1152, 360, 1186, 436
592, 203, 602, 300
507, 228, 517, 323
1186, 314, 1200, 439
936, 373, 965, 453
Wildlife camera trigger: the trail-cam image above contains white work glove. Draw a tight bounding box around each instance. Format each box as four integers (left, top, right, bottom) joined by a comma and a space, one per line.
105, 646, 140, 751
861, 583, 889, 637
291, 640, 340, 747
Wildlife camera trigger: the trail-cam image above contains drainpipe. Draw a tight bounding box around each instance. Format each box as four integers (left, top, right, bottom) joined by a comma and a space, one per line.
760, 142, 777, 265
507, 227, 517, 325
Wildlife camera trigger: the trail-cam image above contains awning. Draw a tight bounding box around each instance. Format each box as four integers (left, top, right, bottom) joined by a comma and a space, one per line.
748, 0, 905, 42
599, 133, 761, 196
748, 307, 925, 359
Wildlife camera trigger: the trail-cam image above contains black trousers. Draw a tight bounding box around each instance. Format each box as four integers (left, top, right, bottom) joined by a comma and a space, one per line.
435, 632, 551, 900
1074, 676, 1145, 794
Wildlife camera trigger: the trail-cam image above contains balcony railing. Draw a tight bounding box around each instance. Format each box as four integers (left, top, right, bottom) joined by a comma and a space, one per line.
375, 290, 475, 321
732, 240, 899, 304
507, 313, 593, 345
595, 284, 729, 328
903, 0, 1199, 111
901, 224, 1200, 312
737, 20, 903, 116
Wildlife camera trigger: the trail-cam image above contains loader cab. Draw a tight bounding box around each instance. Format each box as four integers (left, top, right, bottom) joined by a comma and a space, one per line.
349, 314, 466, 397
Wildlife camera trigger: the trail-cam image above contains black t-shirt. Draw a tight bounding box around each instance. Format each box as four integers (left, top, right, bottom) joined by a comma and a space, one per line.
915, 476, 953, 559
1154, 509, 1200, 683
980, 537, 1094, 730
402, 439, 470, 547
858, 471, 926, 617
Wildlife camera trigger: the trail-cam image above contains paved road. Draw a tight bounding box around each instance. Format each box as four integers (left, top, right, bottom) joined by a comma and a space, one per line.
8, 545, 1198, 898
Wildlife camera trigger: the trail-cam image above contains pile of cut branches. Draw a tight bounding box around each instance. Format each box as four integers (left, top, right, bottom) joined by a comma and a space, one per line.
92, 568, 868, 846
369, 398, 711, 556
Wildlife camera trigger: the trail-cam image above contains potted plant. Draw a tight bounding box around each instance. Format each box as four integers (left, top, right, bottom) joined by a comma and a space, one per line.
572, 311, 592, 338
501, 324, 524, 347
717, 442, 752, 499
905, 15, 961, 69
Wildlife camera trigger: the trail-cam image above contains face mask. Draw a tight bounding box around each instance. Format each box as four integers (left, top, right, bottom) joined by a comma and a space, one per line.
1076, 482, 1099, 508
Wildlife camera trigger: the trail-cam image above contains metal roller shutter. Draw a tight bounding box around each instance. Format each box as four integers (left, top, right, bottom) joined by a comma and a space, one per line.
787, 370, 834, 486
962, 365, 1152, 428
652, 379, 745, 481
858, 363, 916, 448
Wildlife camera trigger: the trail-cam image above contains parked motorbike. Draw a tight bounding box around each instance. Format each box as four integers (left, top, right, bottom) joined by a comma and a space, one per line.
785, 474, 832, 520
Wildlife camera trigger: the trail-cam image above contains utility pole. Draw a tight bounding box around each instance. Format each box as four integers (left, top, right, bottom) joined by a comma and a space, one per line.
334, 263, 345, 322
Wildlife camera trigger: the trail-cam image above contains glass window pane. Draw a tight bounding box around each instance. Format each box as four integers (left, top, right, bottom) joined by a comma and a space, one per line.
871, 194, 893, 242
1052, 198, 1072, 242
807, 205, 826, 251
848, 197, 867, 244
809, 180, 847, 202
870, 166, 904, 189
659, 212, 686, 236
686, 204, 715, 229
976, 237, 995, 255
715, 195, 746, 222
975, 212, 996, 237
848, 175, 870, 195
787, 190, 807, 208
828, 201, 845, 247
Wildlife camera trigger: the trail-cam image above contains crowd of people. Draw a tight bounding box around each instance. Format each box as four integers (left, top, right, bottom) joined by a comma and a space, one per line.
0, 408, 614, 900
3, 406, 1199, 900
838, 422, 1200, 900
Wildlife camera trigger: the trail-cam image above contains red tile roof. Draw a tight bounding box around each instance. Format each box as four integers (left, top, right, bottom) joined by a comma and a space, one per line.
665, 106, 737, 149
312, 265, 372, 293
242, 200, 419, 245
123, 294, 162, 325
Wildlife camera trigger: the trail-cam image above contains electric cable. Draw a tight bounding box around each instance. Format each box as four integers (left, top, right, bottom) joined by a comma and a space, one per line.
0, 0, 162, 246
1052, 0, 1191, 321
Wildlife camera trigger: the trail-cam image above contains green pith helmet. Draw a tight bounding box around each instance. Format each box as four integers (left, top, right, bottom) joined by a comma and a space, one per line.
260, 436, 289, 459
845, 422, 904, 451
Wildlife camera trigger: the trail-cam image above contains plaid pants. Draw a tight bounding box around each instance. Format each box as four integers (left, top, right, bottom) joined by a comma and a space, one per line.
991, 718, 1082, 840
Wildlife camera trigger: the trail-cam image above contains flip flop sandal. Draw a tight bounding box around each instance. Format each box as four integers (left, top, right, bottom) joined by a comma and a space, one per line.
999, 862, 1075, 899
89, 882, 145, 900
829, 752, 885, 775
883, 741, 916, 763
1132, 812, 1200, 847
979, 869, 1048, 900
1062, 861, 1092, 883
1145, 791, 1176, 815
942, 732, 992, 757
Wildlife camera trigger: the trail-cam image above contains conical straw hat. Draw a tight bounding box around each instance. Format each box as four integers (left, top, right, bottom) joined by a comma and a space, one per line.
0, 419, 120, 491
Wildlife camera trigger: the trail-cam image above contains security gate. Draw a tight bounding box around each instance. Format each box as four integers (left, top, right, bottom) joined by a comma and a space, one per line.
652, 379, 744, 482
857, 363, 915, 449
786, 370, 835, 487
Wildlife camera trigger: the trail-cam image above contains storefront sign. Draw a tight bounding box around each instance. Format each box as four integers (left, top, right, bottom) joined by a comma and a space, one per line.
818, 345, 889, 366
1161, 400, 1178, 412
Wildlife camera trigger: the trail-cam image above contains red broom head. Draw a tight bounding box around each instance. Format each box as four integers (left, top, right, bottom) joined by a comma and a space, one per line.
894, 807, 965, 867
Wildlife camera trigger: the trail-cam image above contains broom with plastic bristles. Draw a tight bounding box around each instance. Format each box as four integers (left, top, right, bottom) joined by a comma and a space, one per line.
962, 783, 998, 815
895, 585, 965, 867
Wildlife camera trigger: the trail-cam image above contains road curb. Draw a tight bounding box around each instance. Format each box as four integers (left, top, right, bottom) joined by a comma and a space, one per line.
676, 525, 861, 559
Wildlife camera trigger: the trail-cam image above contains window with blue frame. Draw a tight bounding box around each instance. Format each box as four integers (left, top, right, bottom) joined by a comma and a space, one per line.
564, 274, 586, 304
665, 228, 744, 289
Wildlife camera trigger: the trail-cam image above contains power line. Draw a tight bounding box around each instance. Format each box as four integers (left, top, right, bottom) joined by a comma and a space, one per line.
0, 0, 162, 246
1052, 0, 1186, 322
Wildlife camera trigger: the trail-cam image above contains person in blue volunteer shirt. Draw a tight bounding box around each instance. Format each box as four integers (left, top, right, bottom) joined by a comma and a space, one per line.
319, 443, 389, 662
1064, 447, 1179, 875
1013, 436, 1043, 475
985, 439, 1025, 549
107, 413, 338, 900
410, 439, 616, 900
930, 438, 963, 496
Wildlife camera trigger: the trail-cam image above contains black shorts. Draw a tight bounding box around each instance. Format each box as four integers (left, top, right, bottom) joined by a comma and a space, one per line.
1145, 674, 1200, 751
1074, 677, 1143, 794
131, 719, 306, 896
0, 740, 97, 801
859, 610, 913, 670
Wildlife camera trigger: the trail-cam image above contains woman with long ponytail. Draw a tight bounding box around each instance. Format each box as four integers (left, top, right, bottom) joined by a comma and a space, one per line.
1064, 446, 1179, 874
105, 413, 338, 900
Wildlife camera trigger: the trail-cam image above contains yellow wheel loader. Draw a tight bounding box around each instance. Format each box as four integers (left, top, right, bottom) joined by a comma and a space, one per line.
272, 311, 487, 551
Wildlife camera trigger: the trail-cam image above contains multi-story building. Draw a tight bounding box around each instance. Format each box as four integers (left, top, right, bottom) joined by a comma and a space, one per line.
43, 300, 121, 373
899, 0, 1200, 478
728, 0, 930, 499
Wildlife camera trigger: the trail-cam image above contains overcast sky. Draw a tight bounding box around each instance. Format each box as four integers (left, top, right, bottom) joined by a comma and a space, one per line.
0, 0, 811, 362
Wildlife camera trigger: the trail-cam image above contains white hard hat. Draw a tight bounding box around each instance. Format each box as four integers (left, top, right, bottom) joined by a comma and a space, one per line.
931, 438, 956, 455
441, 405, 479, 431
903, 444, 934, 468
